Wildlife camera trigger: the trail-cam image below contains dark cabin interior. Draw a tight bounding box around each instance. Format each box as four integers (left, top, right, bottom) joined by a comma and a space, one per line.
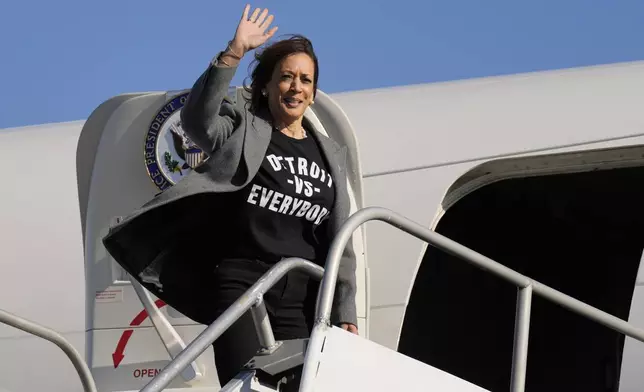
398, 166, 644, 392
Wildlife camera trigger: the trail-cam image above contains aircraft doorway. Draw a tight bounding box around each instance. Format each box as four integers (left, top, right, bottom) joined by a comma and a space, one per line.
398, 162, 644, 392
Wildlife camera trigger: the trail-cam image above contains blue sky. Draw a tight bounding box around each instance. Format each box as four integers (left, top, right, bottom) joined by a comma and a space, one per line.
2, 0, 643, 129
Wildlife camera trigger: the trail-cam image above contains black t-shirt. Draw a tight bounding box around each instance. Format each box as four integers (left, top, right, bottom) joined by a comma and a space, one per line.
222, 129, 336, 262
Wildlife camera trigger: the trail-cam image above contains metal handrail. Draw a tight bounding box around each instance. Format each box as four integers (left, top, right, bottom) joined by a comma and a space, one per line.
140, 257, 324, 392
0, 308, 97, 392
7, 206, 642, 392
299, 206, 644, 392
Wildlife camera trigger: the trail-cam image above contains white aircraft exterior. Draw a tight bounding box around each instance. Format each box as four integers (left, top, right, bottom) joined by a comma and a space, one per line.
2, 60, 644, 392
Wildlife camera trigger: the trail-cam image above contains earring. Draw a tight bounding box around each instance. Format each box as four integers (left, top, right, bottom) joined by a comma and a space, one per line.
262, 90, 267, 97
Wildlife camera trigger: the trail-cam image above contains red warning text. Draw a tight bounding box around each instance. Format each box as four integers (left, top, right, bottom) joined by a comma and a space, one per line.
133, 368, 162, 378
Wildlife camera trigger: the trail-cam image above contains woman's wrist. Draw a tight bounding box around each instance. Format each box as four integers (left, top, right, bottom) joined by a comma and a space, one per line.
227, 39, 246, 58
217, 39, 246, 68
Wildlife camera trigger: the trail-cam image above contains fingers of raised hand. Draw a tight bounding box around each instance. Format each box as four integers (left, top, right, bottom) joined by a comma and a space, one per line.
241, 6, 275, 29
259, 13, 273, 30
265, 25, 278, 39
236, 5, 277, 50
248, 7, 261, 23
255, 8, 269, 25
249, 8, 274, 31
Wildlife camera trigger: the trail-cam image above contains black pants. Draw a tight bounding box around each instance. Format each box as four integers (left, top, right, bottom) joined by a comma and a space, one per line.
209, 258, 316, 387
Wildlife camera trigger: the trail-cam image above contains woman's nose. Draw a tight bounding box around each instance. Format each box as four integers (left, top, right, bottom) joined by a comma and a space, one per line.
290, 79, 302, 92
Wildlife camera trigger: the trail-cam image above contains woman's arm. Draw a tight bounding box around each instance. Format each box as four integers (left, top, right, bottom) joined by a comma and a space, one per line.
333, 237, 359, 331
180, 52, 242, 154
328, 160, 359, 332
180, 5, 278, 153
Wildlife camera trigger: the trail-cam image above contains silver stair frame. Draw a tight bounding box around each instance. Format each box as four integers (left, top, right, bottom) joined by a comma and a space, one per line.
139, 258, 325, 392
0, 307, 98, 392
299, 207, 644, 392
4, 206, 644, 392
129, 275, 204, 382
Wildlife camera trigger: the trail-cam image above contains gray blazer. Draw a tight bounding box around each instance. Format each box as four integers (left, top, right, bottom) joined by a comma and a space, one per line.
102, 58, 357, 327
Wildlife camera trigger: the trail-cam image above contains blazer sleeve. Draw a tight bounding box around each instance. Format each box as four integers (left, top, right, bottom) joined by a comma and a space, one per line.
329, 160, 358, 327
332, 231, 358, 327
180, 55, 241, 154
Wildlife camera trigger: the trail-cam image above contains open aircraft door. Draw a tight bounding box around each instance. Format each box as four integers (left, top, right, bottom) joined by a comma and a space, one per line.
77, 87, 369, 391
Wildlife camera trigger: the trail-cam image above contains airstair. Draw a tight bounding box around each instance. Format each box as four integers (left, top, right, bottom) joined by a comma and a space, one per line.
3, 206, 644, 392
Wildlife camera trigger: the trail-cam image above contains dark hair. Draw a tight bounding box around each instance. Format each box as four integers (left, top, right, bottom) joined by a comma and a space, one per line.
244, 34, 319, 115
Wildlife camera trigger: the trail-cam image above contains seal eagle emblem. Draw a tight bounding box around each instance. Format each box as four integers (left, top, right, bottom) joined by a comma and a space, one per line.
143, 92, 207, 191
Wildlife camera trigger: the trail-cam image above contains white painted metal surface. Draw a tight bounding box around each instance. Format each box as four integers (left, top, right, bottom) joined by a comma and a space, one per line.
89, 325, 218, 391
310, 326, 489, 391
76, 86, 367, 391
129, 277, 202, 383
2, 60, 644, 391
335, 60, 644, 177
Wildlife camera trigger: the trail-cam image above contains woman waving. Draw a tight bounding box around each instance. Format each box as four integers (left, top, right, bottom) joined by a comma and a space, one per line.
103, 4, 358, 386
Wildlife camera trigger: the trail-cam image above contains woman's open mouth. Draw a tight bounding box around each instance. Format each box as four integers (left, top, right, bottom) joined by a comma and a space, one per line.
283, 97, 302, 108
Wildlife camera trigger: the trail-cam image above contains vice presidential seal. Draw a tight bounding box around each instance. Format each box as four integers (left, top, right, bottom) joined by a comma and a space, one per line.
144, 92, 207, 191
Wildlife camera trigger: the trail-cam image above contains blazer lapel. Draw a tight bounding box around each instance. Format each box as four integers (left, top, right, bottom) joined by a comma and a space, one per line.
313, 132, 345, 177
309, 127, 349, 235
243, 110, 272, 181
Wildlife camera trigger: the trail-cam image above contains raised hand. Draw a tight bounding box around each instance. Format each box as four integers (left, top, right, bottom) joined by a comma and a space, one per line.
230, 5, 278, 55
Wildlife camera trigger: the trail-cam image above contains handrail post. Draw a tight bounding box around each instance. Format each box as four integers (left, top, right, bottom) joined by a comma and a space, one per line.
0, 308, 97, 392
251, 295, 282, 354
313, 207, 533, 325
129, 275, 202, 381
510, 285, 533, 392
314, 210, 368, 325
301, 206, 644, 392
135, 206, 644, 392
139, 258, 324, 392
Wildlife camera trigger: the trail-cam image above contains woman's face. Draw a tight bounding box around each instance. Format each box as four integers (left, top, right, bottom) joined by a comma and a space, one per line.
265, 52, 315, 125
